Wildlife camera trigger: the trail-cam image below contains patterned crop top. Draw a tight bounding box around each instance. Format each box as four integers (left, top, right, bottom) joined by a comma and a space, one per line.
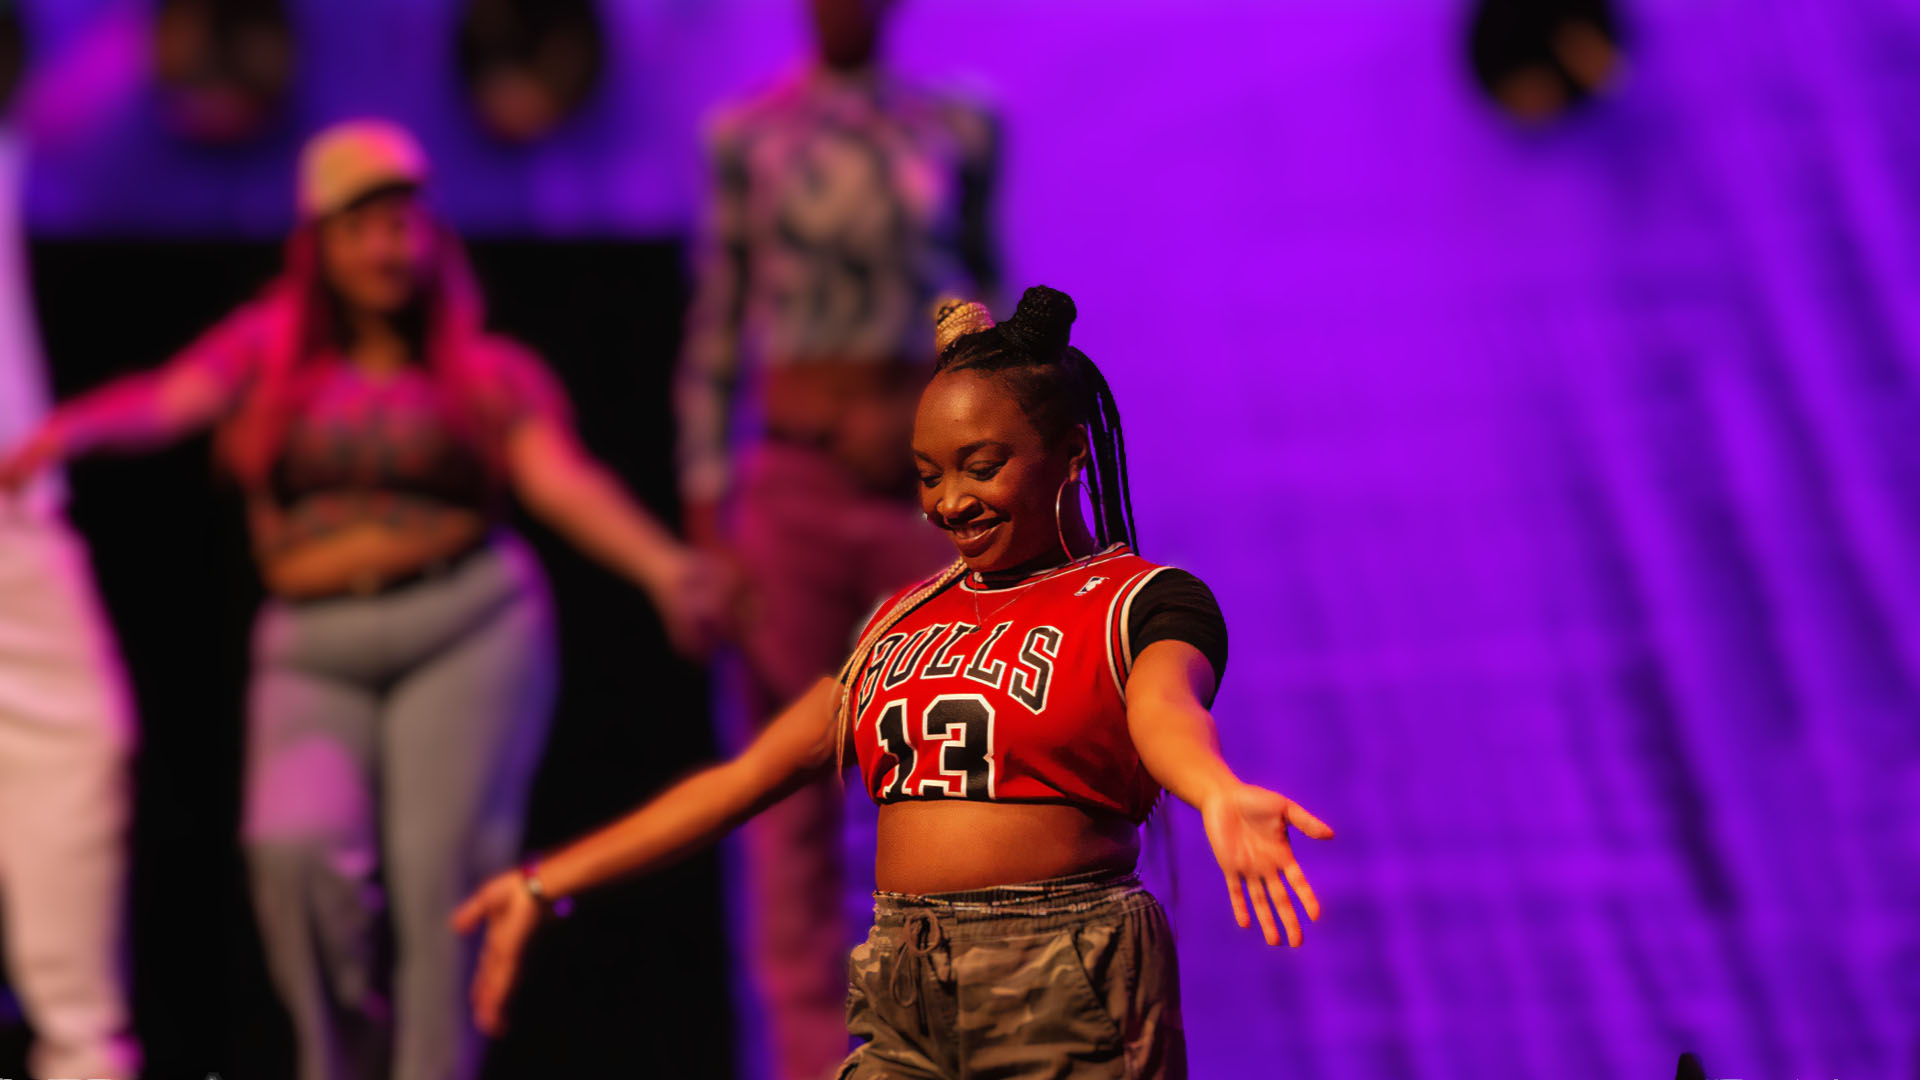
845, 546, 1228, 824
175, 299, 568, 550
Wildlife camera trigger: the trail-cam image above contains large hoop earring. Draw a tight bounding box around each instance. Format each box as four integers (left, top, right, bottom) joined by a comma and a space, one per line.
1055, 472, 1087, 558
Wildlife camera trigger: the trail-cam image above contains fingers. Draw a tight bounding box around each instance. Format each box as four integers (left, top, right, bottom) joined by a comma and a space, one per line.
1229, 862, 1317, 947
451, 891, 490, 933
662, 607, 709, 659
1284, 800, 1336, 841
1263, 872, 1304, 947
473, 957, 506, 1036
451, 876, 509, 933
1281, 853, 1322, 923
1223, 869, 1251, 929
672, 619, 724, 660
662, 574, 734, 658
473, 922, 527, 1036
471, 936, 495, 1031
0, 438, 54, 493
1247, 875, 1283, 946
451, 899, 479, 933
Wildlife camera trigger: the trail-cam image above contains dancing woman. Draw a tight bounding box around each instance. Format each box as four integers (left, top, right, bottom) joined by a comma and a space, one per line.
457, 286, 1332, 1076
0, 119, 723, 1080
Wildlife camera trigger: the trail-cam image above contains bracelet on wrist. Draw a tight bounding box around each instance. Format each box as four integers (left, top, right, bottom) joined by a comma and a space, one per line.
518, 858, 573, 919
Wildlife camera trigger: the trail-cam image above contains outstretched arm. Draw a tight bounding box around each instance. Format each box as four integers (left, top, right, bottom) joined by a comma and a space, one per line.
0, 306, 255, 491
505, 674, 838, 897
453, 674, 844, 1033
1126, 640, 1334, 947
506, 416, 732, 656
0, 355, 235, 491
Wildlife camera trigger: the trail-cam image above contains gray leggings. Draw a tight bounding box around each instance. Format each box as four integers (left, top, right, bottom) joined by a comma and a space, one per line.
242, 536, 556, 1080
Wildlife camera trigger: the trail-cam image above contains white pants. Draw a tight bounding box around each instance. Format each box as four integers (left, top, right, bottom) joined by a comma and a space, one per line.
0, 510, 139, 1080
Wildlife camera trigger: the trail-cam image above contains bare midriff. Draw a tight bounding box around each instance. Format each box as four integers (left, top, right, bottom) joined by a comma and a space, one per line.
761, 359, 930, 492
253, 503, 490, 599
873, 800, 1141, 895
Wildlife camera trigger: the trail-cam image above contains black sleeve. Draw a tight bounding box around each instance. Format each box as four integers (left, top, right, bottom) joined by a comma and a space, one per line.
1127, 569, 1228, 689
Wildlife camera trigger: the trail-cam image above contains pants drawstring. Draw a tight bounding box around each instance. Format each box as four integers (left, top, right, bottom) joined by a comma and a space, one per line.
889, 909, 945, 1030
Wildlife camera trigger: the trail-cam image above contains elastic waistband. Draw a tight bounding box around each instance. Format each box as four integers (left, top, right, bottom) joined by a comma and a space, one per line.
872, 868, 1149, 937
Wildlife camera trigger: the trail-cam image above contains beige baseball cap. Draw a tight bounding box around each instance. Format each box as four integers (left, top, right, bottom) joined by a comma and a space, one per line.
297, 119, 430, 219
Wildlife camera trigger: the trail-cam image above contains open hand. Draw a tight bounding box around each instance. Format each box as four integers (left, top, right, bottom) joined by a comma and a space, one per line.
450, 871, 543, 1036
1201, 781, 1334, 947
653, 548, 741, 658
0, 427, 61, 495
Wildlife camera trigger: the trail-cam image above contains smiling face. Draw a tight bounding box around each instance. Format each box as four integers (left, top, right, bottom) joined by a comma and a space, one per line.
316, 187, 434, 317
914, 369, 1087, 573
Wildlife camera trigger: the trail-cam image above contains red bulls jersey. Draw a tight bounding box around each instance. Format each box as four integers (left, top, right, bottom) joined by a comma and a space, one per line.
848, 545, 1174, 823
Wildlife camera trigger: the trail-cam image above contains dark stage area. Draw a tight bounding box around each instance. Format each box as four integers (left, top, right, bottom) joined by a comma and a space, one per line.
0, 238, 735, 1079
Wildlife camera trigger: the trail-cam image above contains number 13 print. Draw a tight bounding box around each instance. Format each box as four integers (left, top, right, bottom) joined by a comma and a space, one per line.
874, 694, 998, 800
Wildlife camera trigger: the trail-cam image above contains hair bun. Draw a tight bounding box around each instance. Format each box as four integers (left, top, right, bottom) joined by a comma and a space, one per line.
932, 296, 996, 357
1004, 285, 1076, 358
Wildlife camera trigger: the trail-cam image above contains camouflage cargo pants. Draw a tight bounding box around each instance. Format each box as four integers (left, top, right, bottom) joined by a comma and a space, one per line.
837, 870, 1185, 1079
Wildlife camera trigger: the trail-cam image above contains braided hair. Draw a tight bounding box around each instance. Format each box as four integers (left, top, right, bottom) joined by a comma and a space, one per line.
833, 284, 1139, 771
935, 286, 1137, 552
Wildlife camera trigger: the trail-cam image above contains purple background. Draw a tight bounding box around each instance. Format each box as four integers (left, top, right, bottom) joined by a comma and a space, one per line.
21, 0, 1919, 1076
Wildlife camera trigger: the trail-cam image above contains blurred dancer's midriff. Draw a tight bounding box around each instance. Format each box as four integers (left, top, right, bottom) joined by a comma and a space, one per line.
753, 362, 927, 497
242, 354, 500, 601
258, 514, 486, 598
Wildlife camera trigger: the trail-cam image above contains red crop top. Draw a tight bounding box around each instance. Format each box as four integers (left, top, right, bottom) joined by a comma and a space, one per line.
845, 545, 1225, 824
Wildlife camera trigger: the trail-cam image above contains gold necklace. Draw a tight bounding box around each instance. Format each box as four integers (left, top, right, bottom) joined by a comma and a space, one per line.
967, 579, 1029, 627
964, 549, 1087, 625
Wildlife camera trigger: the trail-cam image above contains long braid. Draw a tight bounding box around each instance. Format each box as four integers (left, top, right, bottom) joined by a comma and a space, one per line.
832, 560, 968, 776
1063, 347, 1137, 552
827, 299, 1000, 776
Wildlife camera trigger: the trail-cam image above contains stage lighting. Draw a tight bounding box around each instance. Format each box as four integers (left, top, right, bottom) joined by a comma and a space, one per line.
456, 0, 605, 144
1467, 0, 1624, 125
153, 0, 295, 144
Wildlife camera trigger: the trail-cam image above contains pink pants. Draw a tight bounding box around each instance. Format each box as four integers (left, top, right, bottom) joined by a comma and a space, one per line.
730, 443, 952, 1080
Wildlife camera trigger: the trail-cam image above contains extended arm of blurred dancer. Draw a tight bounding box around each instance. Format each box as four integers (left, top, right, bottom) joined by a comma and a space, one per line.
0, 340, 237, 491
1126, 639, 1335, 948
452, 674, 843, 1034
506, 418, 732, 655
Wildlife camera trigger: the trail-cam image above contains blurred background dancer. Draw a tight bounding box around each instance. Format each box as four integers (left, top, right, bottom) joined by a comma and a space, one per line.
676, 0, 1000, 1074
0, 119, 723, 1080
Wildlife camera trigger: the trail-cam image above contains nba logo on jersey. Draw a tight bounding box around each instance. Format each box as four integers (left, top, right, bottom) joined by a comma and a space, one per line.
1075, 576, 1109, 596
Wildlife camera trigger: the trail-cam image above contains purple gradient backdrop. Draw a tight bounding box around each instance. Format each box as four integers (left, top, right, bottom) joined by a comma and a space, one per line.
21, 1, 1919, 1076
